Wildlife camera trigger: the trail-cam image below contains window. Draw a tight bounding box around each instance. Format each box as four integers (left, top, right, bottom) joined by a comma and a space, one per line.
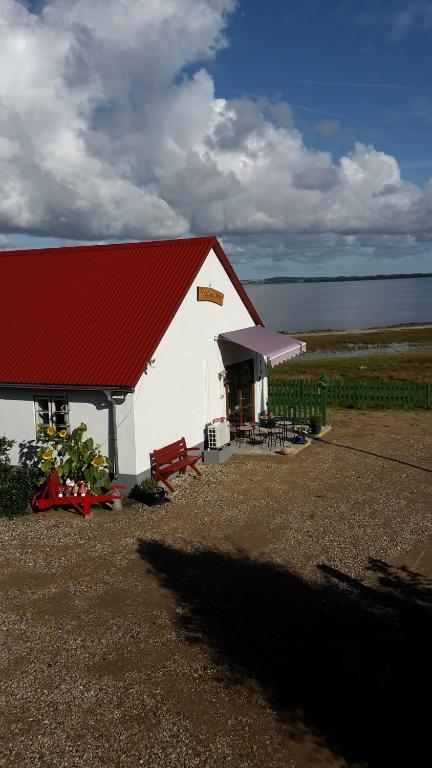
34, 397, 70, 436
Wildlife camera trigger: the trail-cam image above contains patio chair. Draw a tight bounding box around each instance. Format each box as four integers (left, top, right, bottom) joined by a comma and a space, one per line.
248, 419, 266, 444
259, 416, 284, 450
265, 422, 285, 450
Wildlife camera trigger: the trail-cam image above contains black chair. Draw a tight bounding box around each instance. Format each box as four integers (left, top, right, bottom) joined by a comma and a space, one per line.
261, 417, 284, 449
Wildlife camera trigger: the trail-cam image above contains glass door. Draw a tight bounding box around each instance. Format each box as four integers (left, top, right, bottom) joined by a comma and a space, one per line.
226, 359, 255, 425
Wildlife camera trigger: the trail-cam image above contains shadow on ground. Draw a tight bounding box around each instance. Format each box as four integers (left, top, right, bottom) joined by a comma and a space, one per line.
317, 436, 432, 474
138, 539, 432, 768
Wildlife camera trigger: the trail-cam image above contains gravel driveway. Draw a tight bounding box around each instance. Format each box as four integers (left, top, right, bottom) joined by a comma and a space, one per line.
1, 409, 432, 768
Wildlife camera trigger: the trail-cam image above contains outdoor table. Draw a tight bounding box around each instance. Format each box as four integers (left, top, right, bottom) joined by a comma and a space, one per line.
237, 424, 254, 446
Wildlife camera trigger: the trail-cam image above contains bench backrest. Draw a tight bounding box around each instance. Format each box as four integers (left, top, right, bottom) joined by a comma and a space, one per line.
153, 437, 188, 467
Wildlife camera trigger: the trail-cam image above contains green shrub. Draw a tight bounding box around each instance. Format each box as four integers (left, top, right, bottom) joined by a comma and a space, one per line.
0, 437, 39, 518
0, 436, 13, 464
129, 477, 158, 502
140, 477, 157, 494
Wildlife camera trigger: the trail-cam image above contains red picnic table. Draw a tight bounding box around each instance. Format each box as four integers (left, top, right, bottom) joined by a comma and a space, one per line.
32, 470, 125, 518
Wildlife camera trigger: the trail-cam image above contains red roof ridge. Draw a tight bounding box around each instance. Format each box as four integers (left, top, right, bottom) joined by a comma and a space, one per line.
0, 235, 215, 259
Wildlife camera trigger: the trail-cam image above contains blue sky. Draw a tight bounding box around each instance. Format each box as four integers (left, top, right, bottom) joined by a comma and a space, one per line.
212, 0, 432, 187
1, 0, 432, 277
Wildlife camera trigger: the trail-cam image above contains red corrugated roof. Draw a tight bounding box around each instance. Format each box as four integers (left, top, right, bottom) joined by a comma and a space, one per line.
0, 236, 262, 388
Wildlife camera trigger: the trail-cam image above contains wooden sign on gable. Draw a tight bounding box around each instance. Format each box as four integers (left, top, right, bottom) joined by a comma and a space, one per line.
197, 286, 224, 306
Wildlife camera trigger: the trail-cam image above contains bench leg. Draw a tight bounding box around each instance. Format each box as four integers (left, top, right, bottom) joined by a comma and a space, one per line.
82, 498, 92, 518
160, 476, 175, 493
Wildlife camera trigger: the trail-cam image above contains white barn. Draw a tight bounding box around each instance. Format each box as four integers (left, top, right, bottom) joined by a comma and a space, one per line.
0, 237, 304, 487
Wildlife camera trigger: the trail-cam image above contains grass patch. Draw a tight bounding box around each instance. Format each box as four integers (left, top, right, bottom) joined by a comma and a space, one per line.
271, 350, 432, 382
288, 326, 432, 352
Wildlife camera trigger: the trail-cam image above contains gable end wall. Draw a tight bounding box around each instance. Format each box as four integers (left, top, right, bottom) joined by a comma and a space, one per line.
132, 248, 266, 476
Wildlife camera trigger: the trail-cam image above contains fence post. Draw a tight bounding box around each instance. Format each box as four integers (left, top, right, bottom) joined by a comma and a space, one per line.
321, 387, 327, 425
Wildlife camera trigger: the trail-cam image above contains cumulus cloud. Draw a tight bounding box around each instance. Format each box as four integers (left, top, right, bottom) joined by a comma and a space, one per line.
0, 0, 431, 244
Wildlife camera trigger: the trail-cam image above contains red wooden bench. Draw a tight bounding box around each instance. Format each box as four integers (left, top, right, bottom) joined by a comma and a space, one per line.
152, 437, 202, 492
32, 470, 126, 519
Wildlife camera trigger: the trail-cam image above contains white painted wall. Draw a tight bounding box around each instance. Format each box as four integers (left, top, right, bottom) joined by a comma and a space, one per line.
111, 392, 137, 477
0, 390, 35, 465
132, 247, 267, 476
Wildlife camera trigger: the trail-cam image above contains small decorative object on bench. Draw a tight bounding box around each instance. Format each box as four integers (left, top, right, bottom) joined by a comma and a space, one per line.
152, 437, 202, 492
32, 469, 125, 518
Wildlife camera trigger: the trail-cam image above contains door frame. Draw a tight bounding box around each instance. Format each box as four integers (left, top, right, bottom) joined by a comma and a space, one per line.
225, 358, 255, 425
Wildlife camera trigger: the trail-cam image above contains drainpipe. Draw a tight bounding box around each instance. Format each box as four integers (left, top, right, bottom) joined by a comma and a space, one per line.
103, 390, 120, 478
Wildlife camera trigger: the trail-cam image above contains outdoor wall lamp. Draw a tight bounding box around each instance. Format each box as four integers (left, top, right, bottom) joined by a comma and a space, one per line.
111, 392, 127, 403
144, 358, 156, 375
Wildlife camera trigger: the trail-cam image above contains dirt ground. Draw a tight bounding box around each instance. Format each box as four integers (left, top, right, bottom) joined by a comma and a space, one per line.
1, 409, 432, 768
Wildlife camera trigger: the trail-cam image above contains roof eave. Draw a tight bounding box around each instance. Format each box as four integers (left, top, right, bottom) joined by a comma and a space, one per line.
0, 381, 135, 392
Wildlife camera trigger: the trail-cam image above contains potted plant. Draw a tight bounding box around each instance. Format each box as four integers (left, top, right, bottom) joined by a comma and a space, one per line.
309, 414, 322, 435
131, 477, 167, 506
293, 430, 307, 444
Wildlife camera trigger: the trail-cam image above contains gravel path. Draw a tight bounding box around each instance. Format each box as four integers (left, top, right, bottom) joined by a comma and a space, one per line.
1, 409, 432, 768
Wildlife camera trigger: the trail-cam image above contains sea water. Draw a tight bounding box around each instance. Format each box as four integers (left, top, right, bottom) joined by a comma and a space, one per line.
245, 277, 432, 332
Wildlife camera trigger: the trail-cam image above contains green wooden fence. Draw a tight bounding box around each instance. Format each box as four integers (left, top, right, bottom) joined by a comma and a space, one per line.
326, 380, 432, 409
268, 378, 432, 418
268, 380, 327, 424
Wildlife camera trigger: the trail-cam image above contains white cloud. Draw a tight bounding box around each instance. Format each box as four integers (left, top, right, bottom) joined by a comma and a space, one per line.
390, 1, 432, 39
0, 0, 431, 245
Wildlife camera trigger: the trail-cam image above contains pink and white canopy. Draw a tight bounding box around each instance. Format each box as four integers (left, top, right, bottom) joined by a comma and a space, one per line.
219, 326, 306, 366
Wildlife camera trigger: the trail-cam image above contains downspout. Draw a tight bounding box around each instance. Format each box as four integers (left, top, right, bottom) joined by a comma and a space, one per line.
103, 390, 119, 478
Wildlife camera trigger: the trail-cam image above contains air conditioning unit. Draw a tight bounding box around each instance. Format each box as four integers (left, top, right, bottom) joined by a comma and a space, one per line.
207, 421, 230, 449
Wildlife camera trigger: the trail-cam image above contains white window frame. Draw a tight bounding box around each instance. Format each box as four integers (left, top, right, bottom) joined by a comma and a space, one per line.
34, 396, 70, 437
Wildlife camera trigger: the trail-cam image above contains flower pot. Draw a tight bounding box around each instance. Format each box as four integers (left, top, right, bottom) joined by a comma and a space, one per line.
142, 490, 168, 507
294, 434, 306, 444
310, 425, 322, 435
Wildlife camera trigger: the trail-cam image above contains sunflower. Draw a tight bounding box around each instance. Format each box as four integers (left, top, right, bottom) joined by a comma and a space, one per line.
58, 429, 68, 438
91, 456, 106, 467
46, 426, 56, 437
42, 451, 53, 461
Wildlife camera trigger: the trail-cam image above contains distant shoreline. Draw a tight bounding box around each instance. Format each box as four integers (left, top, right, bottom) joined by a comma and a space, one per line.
287, 322, 432, 336
242, 272, 432, 285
